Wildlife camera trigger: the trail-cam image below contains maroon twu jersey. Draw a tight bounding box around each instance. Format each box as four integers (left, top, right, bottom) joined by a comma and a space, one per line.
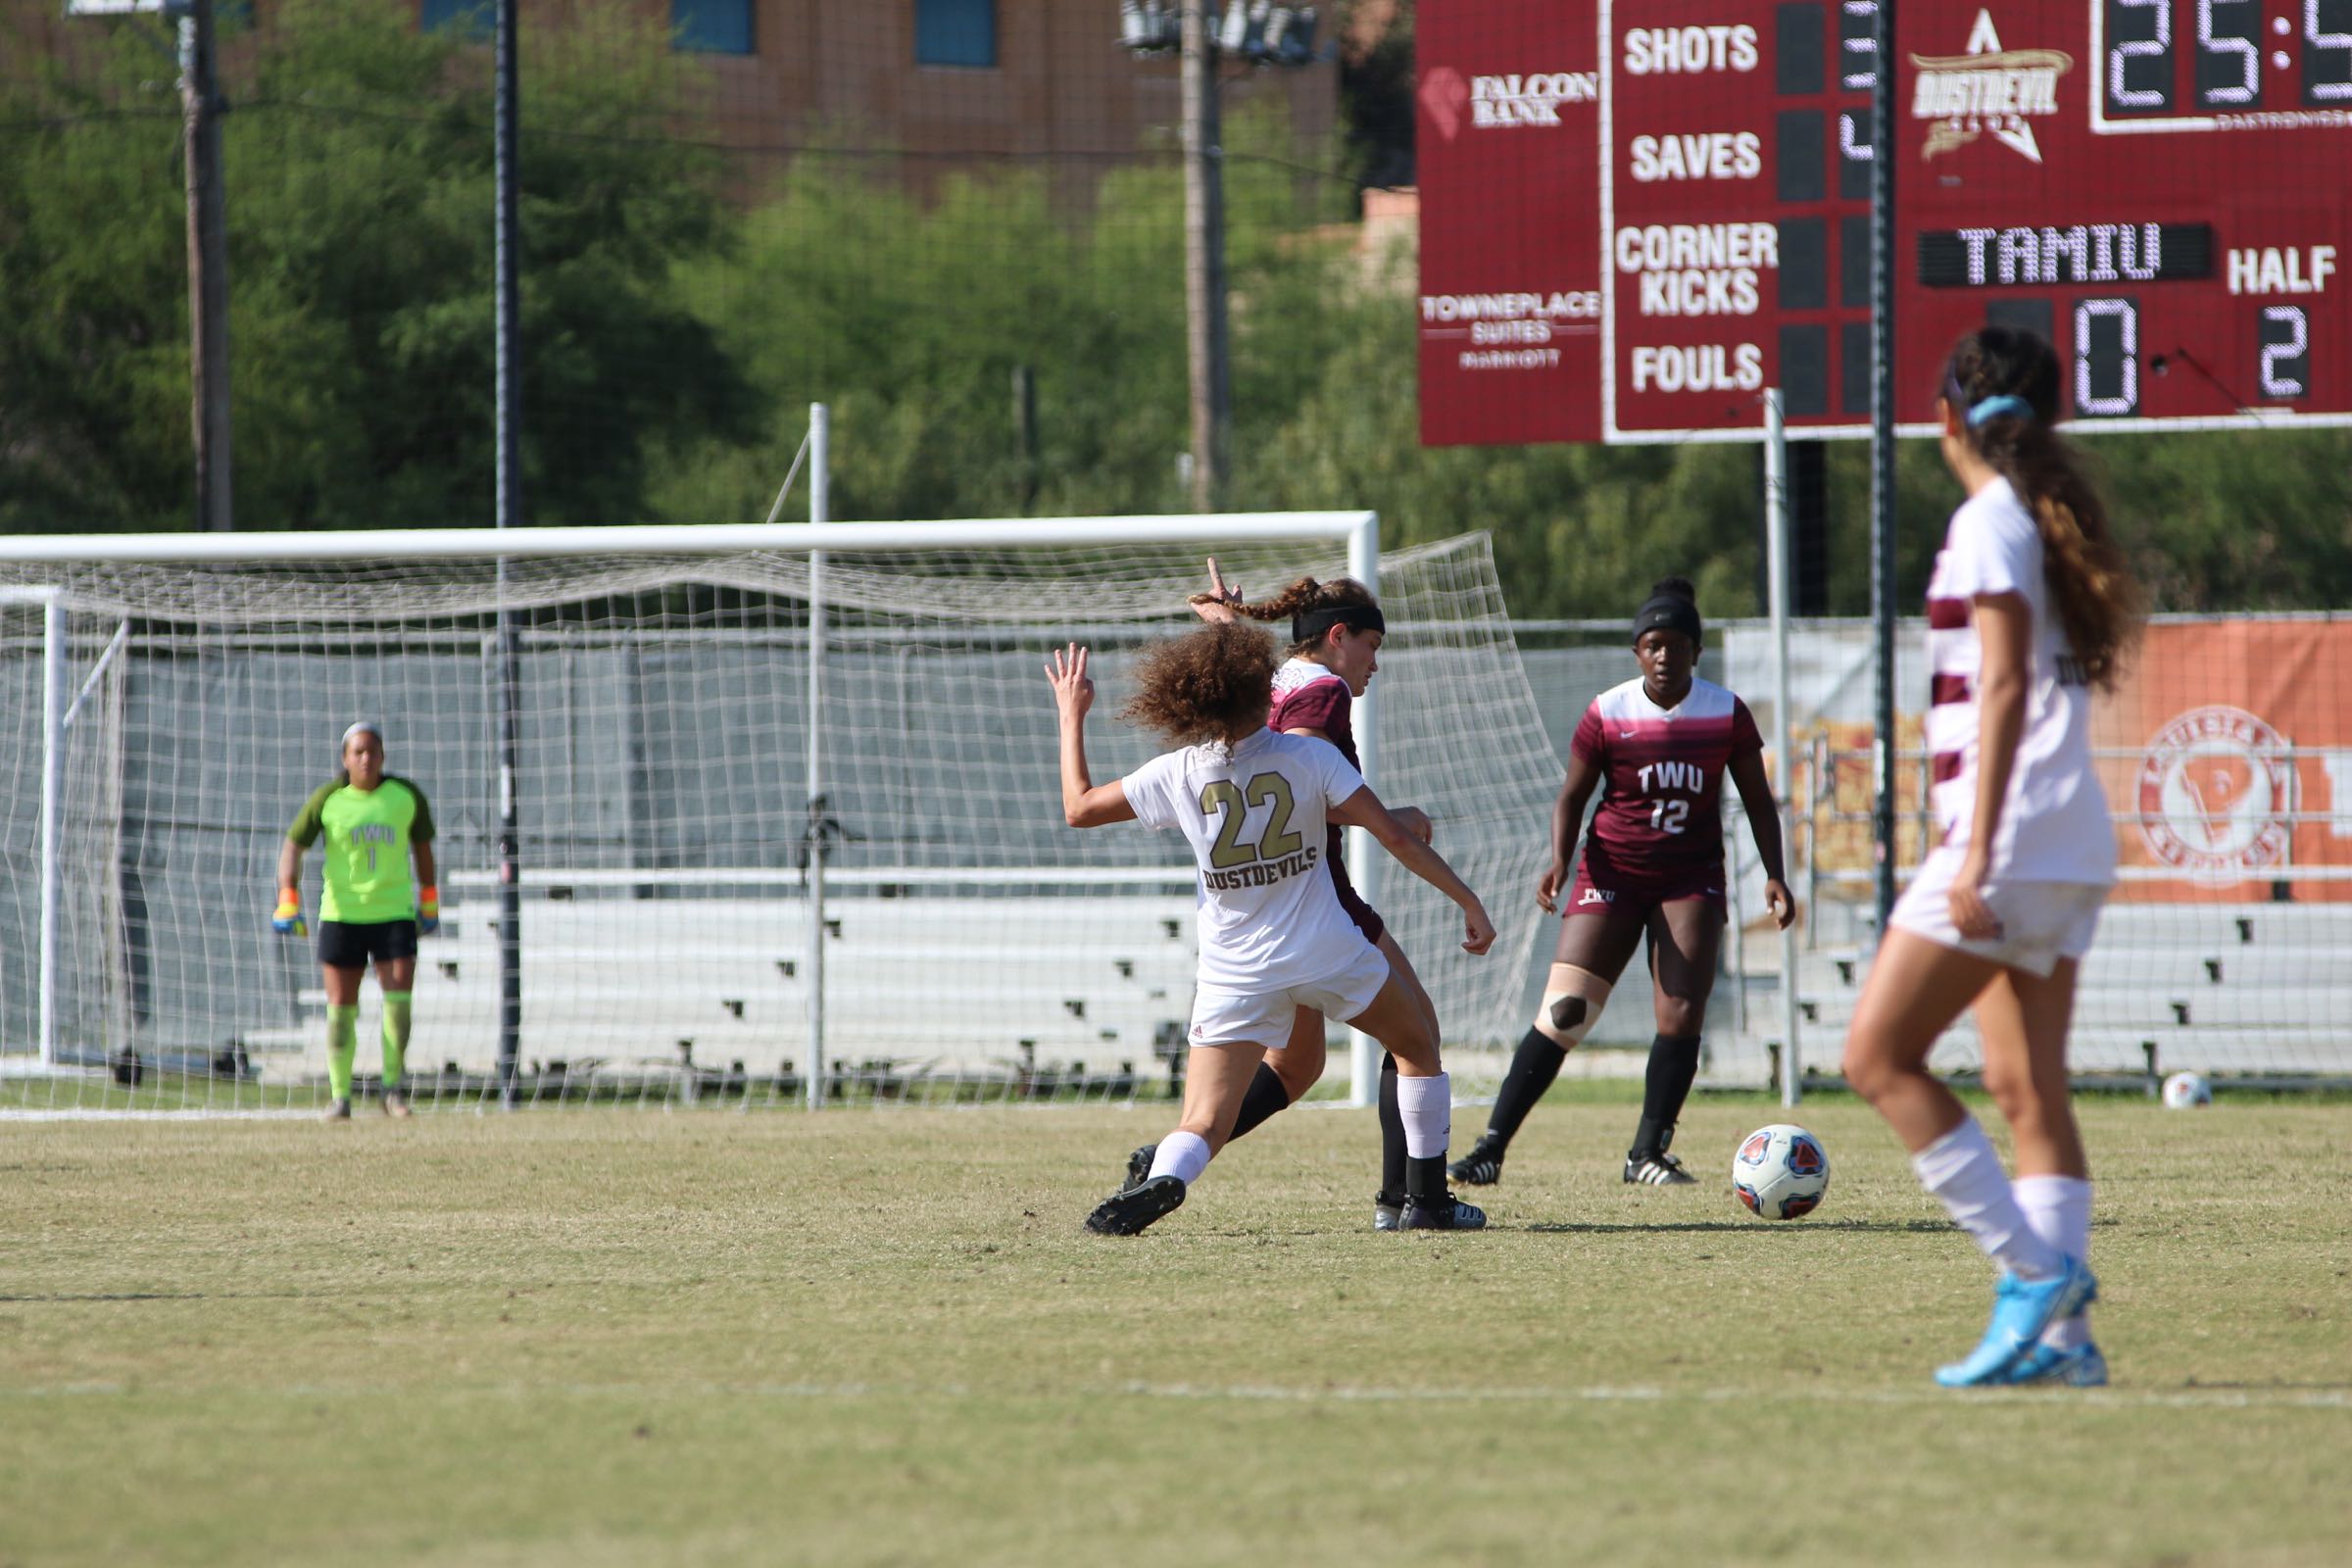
1571, 675, 1761, 889
1270, 659, 1383, 944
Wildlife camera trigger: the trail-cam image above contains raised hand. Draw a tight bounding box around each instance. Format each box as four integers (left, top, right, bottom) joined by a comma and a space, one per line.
1188, 556, 1244, 623
1046, 643, 1096, 721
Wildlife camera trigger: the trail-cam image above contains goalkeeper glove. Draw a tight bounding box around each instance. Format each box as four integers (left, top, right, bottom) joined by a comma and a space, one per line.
271, 887, 307, 937
416, 886, 440, 937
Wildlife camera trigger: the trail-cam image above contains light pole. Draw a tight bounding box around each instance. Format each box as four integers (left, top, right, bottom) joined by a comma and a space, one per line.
1119, 5, 1322, 512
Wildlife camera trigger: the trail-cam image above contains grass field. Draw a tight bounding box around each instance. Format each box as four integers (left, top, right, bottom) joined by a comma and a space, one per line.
3, 1091, 2348, 1567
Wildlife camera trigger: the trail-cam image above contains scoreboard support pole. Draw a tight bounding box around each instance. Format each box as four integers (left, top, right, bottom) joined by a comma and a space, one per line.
1867, 0, 1901, 942
1764, 390, 1802, 1108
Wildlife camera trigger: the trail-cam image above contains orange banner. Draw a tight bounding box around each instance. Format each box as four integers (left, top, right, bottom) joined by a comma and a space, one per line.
2093, 619, 2352, 903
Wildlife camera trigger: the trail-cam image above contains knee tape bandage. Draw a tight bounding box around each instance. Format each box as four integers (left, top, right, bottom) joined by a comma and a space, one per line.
1534, 964, 1611, 1050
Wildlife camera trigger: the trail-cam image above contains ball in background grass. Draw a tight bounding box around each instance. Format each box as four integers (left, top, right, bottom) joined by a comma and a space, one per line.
1732, 1123, 1829, 1220
2162, 1070, 2214, 1108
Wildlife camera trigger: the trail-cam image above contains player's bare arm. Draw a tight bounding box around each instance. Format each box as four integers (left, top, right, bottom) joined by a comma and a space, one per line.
1536, 751, 1602, 913
1046, 643, 1136, 828
1725, 748, 1797, 930
1955, 590, 2033, 939
1332, 785, 1494, 954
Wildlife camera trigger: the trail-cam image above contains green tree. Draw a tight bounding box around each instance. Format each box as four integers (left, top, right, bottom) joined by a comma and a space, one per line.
0, 0, 751, 532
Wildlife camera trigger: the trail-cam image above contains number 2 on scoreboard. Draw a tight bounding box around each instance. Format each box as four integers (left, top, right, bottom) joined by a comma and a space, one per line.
2260, 306, 2310, 399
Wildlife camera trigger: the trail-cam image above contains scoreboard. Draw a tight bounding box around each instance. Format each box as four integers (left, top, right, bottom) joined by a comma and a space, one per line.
1416, 0, 2352, 444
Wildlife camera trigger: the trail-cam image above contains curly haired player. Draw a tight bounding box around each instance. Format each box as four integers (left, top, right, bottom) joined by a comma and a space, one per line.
1113, 563, 1476, 1230
1048, 622, 1494, 1236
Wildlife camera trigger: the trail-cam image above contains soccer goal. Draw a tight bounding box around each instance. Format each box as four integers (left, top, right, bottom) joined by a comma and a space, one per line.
0, 516, 1564, 1114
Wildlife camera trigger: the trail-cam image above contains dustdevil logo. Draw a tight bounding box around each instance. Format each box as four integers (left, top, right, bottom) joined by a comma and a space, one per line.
2137, 706, 2298, 879
1787, 1136, 1826, 1177
1910, 9, 2072, 164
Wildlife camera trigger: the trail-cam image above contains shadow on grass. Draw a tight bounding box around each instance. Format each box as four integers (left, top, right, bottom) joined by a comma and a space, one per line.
0, 1291, 316, 1303
0, 1293, 209, 1303
1518, 1218, 1952, 1235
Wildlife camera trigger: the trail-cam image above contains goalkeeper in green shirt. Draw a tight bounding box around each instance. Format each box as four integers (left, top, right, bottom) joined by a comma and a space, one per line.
274, 721, 437, 1119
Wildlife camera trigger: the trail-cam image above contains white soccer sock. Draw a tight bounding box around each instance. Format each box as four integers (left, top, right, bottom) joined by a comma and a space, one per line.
1148, 1130, 1212, 1186
2015, 1174, 2095, 1348
1395, 1072, 1451, 1158
1911, 1116, 2065, 1281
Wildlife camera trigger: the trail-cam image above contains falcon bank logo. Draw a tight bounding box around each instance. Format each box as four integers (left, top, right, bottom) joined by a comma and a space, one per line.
1910, 8, 2073, 164
1418, 64, 1597, 140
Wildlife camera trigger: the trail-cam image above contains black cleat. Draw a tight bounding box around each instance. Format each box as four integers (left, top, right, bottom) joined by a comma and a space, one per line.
1447, 1137, 1506, 1187
1398, 1193, 1488, 1230
1120, 1143, 1157, 1194
1374, 1193, 1404, 1232
1623, 1151, 1697, 1186
1085, 1174, 1187, 1235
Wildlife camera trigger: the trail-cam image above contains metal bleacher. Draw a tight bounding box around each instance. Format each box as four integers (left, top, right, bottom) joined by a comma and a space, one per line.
243, 889, 1203, 1091
1788, 900, 2352, 1081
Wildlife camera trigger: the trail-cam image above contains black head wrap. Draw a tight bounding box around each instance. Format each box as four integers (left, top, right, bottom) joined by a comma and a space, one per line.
1633, 591, 1701, 646
1293, 604, 1385, 646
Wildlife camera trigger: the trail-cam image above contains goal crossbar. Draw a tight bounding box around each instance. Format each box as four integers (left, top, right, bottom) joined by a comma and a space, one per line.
0, 514, 1376, 565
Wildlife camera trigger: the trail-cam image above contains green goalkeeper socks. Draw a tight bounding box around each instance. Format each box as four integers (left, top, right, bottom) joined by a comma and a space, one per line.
325, 1004, 360, 1102
381, 991, 412, 1092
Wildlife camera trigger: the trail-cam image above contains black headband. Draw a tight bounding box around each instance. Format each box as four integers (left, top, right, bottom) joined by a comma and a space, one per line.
1293, 604, 1385, 645
1634, 594, 1701, 645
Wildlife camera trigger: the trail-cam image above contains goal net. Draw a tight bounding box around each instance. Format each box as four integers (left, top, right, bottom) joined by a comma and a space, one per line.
0, 519, 1565, 1113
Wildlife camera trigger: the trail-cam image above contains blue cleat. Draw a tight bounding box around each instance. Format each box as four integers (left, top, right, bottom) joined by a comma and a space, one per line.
1934, 1256, 2099, 1388
1999, 1339, 2109, 1388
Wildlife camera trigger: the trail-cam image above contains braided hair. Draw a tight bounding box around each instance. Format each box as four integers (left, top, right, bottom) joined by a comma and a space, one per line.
1197, 575, 1382, 659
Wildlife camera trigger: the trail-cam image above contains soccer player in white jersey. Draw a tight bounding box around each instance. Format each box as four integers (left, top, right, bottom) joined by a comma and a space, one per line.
1842, 326, 2143, 1388
1114, 564, 1477, 1232
1449, 577, 1795, 1189
1048, 622, 1497, 1236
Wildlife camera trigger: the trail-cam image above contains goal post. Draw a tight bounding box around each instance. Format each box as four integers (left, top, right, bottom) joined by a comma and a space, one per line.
0, 515, 1566, 1115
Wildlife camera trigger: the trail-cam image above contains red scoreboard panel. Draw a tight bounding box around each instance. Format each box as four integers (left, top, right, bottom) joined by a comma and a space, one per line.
1417, 1, 2352, 445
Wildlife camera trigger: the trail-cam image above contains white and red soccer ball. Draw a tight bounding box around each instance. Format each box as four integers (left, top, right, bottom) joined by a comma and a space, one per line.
1733, 1123, 1830, 1220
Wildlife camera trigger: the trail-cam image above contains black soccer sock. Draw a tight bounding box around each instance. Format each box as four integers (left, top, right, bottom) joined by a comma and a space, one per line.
1377, 1054, 1406, 1200
1631, 1033, 1703, 1158
1482, 1027, 1570, 1153
1405, 1153, 1450, 1203
1225, 1060, 1294, 1145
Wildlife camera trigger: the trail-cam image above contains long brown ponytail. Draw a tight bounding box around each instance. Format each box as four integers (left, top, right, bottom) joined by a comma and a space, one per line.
1942, 326, 2144, 690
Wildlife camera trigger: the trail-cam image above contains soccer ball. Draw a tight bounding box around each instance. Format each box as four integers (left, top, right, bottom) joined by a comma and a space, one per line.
2162, 1070, 2214, 1109
1733, 1123, 1830, 1220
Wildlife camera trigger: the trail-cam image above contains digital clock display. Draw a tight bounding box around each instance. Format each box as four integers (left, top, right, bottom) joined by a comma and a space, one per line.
1417, 0, 2352, 444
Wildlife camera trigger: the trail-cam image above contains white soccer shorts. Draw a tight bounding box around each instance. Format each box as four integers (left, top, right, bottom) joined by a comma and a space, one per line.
1186, 941, 1393, 1052
1889, 847, 2109, 979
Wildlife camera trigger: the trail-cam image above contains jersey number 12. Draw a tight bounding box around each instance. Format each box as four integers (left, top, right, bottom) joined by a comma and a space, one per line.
1649, 799, 1690, 835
